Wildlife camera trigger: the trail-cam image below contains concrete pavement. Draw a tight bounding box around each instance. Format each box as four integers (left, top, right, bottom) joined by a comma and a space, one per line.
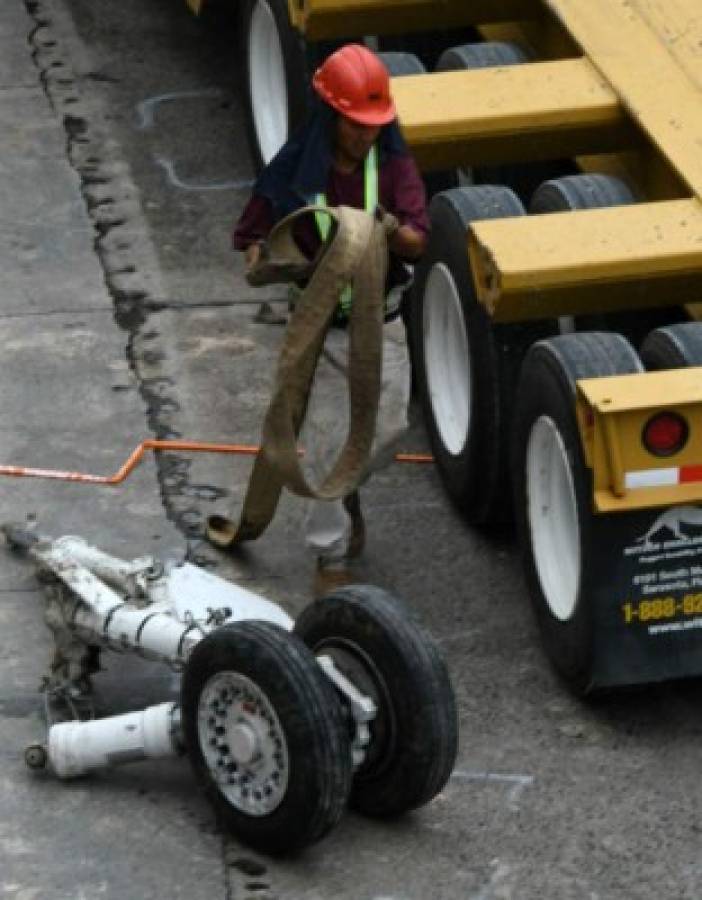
12, 1, 702, 898
7, 1, 702, 898
0, 3, 225, 897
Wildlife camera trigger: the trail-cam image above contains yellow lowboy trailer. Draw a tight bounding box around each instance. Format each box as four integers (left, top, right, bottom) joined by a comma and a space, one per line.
192, 0, 702, 693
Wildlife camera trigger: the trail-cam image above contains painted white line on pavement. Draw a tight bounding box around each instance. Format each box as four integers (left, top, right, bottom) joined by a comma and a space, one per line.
451, 770, 535, 809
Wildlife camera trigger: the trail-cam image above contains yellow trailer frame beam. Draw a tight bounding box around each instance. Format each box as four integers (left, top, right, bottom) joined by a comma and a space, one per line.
543, 0, 702, 201
288, 0, 536, 41
469, 199, 702, 322
467, 2, 702, 323
392, 59, 632, 171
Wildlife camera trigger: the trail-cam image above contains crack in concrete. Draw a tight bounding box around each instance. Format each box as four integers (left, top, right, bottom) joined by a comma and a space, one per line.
0, 307, 114, 320
142, 297, 287, 311
0, 587, 40, 594
23, 0, 222, 565
21, 3, 242, 894
19, 10, 290, 896
0, 81, 38, 90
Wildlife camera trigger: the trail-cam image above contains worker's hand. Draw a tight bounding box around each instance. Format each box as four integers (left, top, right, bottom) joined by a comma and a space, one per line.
245, 241, 263, 272
374, 205, 400, 239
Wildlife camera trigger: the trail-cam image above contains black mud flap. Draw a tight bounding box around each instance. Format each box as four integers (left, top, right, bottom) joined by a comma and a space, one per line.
589, 504, 702, 687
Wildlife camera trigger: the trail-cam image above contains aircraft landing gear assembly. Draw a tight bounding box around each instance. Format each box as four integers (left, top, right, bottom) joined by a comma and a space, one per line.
5, 526, 457, 854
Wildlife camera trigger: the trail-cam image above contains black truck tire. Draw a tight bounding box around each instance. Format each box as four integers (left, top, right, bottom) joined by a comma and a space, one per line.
640, 322, 702, 370
410, 185, 555, 523
378, 51, 426, 76
241, 0, 311, 170
437, 40, 529, 70
512, 332, 643, 694
529, 173, 636, 214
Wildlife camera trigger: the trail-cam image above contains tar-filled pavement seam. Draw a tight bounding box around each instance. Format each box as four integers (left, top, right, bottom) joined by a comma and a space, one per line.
24, 0, 227, 567
21, 2, 267, 895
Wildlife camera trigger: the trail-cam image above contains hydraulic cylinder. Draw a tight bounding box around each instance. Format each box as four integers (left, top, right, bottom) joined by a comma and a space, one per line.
48, 702, 180, 778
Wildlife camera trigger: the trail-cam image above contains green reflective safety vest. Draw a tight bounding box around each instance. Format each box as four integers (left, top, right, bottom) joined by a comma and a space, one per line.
313, 144, 379, 320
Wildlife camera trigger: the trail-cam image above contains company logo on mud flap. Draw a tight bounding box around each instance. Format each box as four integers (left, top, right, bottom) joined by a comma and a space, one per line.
620, 505, 702, 634
636, 505, 702, 545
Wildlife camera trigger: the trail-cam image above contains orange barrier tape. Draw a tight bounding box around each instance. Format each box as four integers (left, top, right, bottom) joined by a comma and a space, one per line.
0, 440, 434, 486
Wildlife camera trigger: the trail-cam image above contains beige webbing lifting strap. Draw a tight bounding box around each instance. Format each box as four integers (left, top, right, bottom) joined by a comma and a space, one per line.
206, 204, 391, 548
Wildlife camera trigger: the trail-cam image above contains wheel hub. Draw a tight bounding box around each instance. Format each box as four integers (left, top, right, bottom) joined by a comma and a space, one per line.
526, 414, 581, 620
249, 0, 288, 165
423, 262, 472, 455
229, 721, 259, 765
197, 671, 289, 816
315, 640, 395, 779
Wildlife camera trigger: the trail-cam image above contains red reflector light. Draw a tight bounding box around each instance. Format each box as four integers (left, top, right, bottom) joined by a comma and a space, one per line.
642, 412, 689, 457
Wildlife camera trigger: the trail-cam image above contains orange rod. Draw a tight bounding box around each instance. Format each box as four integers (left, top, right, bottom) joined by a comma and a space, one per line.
0, 440, 433, 486
395, 452, 434, 464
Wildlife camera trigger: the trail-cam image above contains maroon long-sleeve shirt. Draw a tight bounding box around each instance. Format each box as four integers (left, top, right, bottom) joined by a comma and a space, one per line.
233, 153, 429, 277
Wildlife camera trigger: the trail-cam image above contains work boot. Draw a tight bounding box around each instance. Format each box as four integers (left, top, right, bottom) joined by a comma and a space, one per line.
343, 490, 366, 558
313, 561, 356, 599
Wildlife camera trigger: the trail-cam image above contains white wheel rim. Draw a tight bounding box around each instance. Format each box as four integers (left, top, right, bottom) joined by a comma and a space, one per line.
198, 671, 289, 816
249, 1, 288, 164
526, 415, 581, 621
423, 262, 472, 455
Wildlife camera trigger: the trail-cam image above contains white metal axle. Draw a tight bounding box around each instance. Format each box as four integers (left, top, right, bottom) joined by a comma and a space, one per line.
28, 534, 292, 668
47, 702, 181, 778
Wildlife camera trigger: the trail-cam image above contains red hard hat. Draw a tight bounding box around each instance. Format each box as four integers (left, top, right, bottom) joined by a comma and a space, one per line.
312, 44, 396, 126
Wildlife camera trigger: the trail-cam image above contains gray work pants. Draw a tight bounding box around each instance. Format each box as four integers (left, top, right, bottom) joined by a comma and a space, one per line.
301, 318, 411, 564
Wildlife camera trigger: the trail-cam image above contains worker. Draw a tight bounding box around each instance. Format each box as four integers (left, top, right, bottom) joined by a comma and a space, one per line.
232, 43, 429, 596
